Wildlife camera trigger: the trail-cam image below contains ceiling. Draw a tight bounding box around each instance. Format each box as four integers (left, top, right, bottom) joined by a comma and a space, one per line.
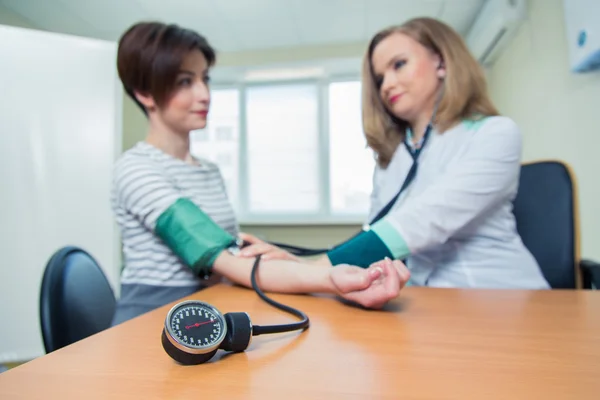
0, 0, 487, 53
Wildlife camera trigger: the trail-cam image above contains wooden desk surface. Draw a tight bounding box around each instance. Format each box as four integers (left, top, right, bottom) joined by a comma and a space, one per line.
1, 285, 600, 399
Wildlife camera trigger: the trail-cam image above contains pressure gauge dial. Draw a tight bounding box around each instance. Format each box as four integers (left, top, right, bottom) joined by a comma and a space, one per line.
161, 300, 227, 365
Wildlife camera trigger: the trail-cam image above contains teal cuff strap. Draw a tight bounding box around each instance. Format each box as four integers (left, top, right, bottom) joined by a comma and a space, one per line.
326, 230, 393, 269
370, 219, 411, 259
155, 198, 235, 277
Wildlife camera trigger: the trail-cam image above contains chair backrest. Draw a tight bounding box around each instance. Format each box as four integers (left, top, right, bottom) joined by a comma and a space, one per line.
513, 161, 578, 288
39, 246, 116, 353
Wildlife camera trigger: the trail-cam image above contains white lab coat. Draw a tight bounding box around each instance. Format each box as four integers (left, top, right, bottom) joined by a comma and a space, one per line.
368, 116, 550, 289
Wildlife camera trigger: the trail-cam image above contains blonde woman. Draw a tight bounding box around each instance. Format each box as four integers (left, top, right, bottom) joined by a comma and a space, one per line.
239, 17, 550, 289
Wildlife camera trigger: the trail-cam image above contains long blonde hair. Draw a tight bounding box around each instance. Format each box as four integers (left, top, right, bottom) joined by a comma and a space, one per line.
362, 17, 499, 168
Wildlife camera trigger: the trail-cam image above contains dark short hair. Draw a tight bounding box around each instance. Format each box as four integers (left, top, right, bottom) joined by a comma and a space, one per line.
117, 21, 216, 114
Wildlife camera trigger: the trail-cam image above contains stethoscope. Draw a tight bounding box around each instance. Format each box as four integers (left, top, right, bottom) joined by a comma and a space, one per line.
161, 254, 309, 365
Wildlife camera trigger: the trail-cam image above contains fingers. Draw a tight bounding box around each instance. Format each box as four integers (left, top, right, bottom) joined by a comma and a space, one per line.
357, 266, 384, 290
368, 258, 387, 270
329, 265, 373, 294
340, 263, 389, 293
343, 268, 373, 292
237, 243, 298, 262
238, 232, 263, 245
368, 266, 383, 281
341, 259, 401, 309
369, 258, 411, 289
378, 259, 400, 299
391, 260, 411, 288
356, 264, 390, 290
239, 243, 271, 258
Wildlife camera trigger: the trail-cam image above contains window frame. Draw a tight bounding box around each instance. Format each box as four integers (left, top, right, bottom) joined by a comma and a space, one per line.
202, 74, 370, 225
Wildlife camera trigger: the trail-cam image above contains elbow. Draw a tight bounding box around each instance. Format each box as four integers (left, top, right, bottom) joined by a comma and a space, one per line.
396, 206, 485, 254
391, 221, 451, 256
423, 223, 454, 249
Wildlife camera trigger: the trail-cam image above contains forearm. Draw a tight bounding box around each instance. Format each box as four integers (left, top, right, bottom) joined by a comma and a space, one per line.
305, 255, 333, 267
152, 197, 334, 291
212, 251, 336, 294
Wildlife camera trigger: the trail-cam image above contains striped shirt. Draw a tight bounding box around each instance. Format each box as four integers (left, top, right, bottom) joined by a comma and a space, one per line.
111, 142, 238, 287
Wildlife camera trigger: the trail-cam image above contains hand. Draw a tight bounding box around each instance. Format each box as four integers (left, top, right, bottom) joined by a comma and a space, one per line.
237, 232, 300, 262
329, 258, 410, 309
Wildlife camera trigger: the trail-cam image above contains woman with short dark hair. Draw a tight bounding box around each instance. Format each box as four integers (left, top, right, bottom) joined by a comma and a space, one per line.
110, 22, 410, 326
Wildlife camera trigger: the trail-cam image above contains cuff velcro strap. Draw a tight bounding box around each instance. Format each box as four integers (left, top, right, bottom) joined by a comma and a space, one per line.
155, 198, 235, 277
326, 229, 393, 268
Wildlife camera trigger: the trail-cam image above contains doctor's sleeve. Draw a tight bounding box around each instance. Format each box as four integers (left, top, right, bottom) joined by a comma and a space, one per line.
372, 117, 523, 258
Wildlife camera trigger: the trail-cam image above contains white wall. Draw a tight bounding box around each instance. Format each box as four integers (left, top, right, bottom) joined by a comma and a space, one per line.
488, 0, 600, 261
0, 3, 36, 28
0, 25, 122, 362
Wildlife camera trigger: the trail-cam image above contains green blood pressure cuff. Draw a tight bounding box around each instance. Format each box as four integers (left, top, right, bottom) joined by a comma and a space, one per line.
326, 229, 394, 269
155, 198, 236, 277
326, 220, 411, 268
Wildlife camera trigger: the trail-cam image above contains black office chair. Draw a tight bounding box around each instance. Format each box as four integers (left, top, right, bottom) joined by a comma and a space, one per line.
513, 160, 600, 289
39, 246, 116, 353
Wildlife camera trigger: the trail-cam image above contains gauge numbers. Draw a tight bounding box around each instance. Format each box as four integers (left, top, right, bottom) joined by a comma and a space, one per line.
166, 301, 226, 351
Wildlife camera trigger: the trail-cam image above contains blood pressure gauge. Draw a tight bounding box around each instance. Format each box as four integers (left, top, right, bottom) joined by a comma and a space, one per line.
161, 256, 310, 366
161, 300, 252, 365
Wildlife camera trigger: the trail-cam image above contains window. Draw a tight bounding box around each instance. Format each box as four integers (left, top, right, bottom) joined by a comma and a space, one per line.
215, 126, 233, 141
246, 83, 320, 214
190, 89, 240, 210
190, 80, 375, 224
328, 81, 375, 216
216, 153, 232, 166
193, 130, 210, 142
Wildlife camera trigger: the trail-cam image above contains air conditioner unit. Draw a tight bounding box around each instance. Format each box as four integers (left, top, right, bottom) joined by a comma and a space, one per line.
465, 0, 527, 67
563, 0, 600, 73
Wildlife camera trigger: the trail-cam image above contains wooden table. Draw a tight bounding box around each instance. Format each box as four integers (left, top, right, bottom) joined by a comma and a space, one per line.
1, 285, 600, 399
